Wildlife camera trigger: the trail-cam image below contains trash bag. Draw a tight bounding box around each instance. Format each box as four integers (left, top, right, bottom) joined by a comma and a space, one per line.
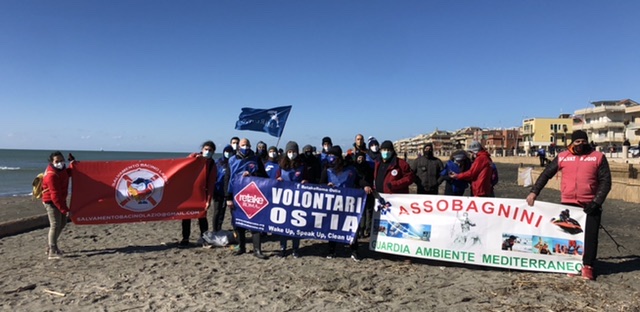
202, 230, 237, 247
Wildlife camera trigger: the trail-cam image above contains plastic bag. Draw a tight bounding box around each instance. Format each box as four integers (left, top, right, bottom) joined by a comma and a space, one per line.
202, 230, 236, 247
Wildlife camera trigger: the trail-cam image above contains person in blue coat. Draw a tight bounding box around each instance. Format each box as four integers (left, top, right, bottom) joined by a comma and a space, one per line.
226, 138, 269, 259
438, 150, 471, 196
212, 144, 233, 232
319, 145, 366, 261
275, 141, 309, 258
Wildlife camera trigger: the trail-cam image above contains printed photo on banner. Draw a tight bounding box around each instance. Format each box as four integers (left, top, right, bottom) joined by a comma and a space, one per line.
231, 176, 366, 244
369, 193, 587, 274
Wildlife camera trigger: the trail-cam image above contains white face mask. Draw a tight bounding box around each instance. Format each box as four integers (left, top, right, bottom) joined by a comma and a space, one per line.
202, 150, 212, 158
53, 162, 65, 170
269, 152, 277, 158
323, 145, 330, 152
224, 152, 231, 159
370, 146, 378, 152
231, 143, 238, 150
287, 152, 297, 160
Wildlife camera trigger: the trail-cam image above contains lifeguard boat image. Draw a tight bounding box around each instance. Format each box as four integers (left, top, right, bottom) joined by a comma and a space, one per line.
550, 209, 583, 234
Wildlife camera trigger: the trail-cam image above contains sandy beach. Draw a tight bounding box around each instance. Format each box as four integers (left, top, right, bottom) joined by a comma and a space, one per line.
1, 163, 639, 311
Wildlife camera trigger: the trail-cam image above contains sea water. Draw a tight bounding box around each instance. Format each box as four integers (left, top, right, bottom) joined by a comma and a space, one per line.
0, 149, 220, 197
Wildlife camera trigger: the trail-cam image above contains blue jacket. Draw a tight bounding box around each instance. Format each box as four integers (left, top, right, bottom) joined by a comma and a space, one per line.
264, 160, 280, 179
440, 160, 469, 194
279, 165, 306, 183
227, 150, 267, 197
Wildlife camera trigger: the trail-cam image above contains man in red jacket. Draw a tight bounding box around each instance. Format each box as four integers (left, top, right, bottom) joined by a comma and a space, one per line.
42, 151, 73, 260
526, 130, 611, 280
367, 140, 414, 195
450, 141, 495, 197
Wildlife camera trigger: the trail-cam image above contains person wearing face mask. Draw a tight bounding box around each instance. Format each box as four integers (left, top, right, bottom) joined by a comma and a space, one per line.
226, 138, 270, 259
318, 136, 333, 168
370, 140, 414, 195
255, 141, 268, 164
301, 144, 321, 184
449, 141, 495, 198
366, 137, 381, 167
320, 145, 368, 261
264, 146, 280, 179
274, 141, 308, 258
212, 144, 234, 232
438, 150, 471, 196
411, 143, 444, 195
42, 151, 75, 259
180, 141, 217, 246
353, 151, 375, 238
526, 130, 611, 280
230, 136, 240, 154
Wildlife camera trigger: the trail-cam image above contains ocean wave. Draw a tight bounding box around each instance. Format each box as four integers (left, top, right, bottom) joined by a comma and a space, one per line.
0, 166, 21, 170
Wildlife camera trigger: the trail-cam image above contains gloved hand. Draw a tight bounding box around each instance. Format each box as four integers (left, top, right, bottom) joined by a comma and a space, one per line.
583, 201, 602, 215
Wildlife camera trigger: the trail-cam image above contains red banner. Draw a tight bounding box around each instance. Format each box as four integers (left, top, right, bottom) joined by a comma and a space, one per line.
70, 157, 208, 225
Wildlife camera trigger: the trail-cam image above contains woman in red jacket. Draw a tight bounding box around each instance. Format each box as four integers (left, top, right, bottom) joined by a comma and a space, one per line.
42, 151, 72, 260
450, 141, 495, 197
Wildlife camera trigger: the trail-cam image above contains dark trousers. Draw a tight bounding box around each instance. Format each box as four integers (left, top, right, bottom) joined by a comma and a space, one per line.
212, 197, 227, 232
358, 194, 375, 236
327, 237, 358, 254
235, 227, 262, 252
564, 203, 601, 267
280, 236, 300, 250
182, 218, 208, 241
583, 210, 602, 266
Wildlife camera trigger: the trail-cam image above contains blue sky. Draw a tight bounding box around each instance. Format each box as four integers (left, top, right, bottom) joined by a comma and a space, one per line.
1, 1, 639, 153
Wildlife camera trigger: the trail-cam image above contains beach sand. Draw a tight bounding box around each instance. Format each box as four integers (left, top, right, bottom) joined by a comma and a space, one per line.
1, 163, 639, 311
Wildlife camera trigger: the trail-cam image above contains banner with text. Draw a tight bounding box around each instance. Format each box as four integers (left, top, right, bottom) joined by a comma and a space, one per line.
370, 194, 586, 274
231, 176, 366, 244
70, 158, 209, 224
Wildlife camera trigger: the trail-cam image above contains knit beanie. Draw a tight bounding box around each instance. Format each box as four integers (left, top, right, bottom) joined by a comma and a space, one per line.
322, 137, 333, 146
285, 141, 299, 153
368, 137, 379, 148
571, 130, 588, 142
380, 140, 394, 152
327, 145, 343, 156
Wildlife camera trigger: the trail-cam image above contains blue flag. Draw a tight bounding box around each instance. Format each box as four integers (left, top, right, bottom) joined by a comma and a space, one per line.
235, 106, 292, 137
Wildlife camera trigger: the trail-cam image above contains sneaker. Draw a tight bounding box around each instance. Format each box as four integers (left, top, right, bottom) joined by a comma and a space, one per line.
325, 253, 336, 259
178, 239, 189, 247
233, 249, 246, 256
568, 265, 594, 280
196, 237, 205, 246
351, 251, 362, 262
277, 250, 287, 258
292, 250, 300, 259
48, 250, 61, 260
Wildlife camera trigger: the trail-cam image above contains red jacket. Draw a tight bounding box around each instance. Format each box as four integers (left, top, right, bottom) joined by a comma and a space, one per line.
455, 150, 494, 197
557, 150, 604, 205
374, 157, 414, 194
42, 164, 72, 214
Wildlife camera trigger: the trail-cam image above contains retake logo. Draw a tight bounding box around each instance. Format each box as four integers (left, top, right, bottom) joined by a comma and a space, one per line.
234, 181, 269, 218
115, 168, 165, 212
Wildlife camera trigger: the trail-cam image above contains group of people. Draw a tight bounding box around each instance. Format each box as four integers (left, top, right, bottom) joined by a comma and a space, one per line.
41, 129, 611, 280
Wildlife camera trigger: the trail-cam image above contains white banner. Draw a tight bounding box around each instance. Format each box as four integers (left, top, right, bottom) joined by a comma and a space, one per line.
369, 194, 586, 274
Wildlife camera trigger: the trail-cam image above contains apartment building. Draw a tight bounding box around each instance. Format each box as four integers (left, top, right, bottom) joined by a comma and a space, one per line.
521, 115, 573, 153
573, 99, 639, 147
